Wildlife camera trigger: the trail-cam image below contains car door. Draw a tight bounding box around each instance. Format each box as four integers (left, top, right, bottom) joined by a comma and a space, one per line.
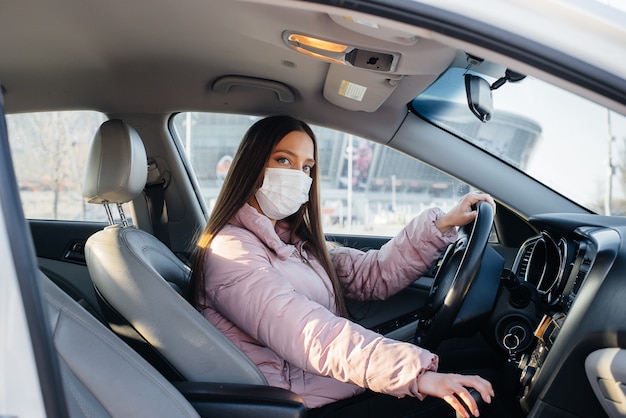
0, 90, 67, 418
6, 111, 109, 319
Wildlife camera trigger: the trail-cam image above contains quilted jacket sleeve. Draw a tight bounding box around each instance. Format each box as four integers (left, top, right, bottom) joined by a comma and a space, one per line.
331, 207, 457, 301
204, 226, 440, 399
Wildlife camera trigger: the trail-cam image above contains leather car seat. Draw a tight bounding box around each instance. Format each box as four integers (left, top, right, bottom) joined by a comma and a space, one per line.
43, 272, 306, 418
82, 119, 267, 385
42, 273, 201, 417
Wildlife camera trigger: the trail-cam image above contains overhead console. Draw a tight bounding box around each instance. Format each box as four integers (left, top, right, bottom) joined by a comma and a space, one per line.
279, 9, 457, 112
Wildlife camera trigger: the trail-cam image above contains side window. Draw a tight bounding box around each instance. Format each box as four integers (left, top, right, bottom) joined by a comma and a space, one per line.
7, 111, 107, 221
172, 112, 470, 237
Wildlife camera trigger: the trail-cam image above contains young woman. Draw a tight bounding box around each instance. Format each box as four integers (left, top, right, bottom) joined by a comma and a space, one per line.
188, 115, 496, 417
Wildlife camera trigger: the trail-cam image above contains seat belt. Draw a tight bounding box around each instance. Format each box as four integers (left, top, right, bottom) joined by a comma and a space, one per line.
144, 159, 171, 248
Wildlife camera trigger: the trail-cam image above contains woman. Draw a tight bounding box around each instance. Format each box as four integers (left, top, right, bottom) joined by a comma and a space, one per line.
188, 115, 496, 417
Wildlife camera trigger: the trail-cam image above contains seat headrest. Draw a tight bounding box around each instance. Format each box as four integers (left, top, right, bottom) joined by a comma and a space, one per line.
83, 119, 148, 205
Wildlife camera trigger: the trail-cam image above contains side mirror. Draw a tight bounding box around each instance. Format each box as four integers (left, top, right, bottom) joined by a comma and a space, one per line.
465, 74, 493, 122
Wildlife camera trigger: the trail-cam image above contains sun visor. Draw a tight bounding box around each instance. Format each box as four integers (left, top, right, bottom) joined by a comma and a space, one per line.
323, 63, 403, 112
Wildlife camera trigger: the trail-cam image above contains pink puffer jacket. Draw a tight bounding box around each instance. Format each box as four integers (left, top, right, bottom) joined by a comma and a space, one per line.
200, 203, 457, 408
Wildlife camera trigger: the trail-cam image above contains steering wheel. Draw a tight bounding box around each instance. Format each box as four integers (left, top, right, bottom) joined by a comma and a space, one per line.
415, 200, 494, 351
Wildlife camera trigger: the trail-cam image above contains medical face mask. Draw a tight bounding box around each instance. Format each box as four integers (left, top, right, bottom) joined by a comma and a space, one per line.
255, 167, 313, 220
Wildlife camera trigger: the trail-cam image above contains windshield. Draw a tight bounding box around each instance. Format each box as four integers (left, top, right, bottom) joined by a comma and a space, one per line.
411, 64, 626, 215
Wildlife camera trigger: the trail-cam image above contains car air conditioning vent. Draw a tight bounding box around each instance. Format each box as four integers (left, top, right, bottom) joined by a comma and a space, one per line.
514, 236, 541, 281
518, 245, 533, 279
518, 247, 532, 278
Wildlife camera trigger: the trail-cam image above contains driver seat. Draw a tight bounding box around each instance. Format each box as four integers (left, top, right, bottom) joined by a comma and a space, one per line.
82, 119, 267, 385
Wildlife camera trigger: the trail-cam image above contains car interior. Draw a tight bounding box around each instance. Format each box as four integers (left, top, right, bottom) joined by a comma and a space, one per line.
2, 0, 626, 417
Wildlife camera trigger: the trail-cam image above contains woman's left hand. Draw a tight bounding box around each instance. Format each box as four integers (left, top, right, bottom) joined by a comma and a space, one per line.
435, 192, 496, 234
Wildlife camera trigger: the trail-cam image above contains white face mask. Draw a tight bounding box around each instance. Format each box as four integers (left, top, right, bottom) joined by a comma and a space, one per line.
255, 167, 312, 220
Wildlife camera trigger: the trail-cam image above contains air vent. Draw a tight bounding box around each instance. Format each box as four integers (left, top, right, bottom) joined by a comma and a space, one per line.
518, 245, 533, 279
514, 236, 541, 281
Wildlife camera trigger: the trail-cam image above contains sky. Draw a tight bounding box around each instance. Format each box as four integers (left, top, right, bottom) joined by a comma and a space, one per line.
495, 77, 626, 208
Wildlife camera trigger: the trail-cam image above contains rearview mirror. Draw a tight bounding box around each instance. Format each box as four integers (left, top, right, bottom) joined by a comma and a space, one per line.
465, 74, 493, 122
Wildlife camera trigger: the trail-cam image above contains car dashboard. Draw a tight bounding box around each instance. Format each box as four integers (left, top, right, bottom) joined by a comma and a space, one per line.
505, 213, 626, 417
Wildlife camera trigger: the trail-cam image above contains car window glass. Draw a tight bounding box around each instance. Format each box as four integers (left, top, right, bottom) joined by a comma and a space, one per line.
6, 111, 108, 221
172, 112, 480, 238
411, 66, 626, 215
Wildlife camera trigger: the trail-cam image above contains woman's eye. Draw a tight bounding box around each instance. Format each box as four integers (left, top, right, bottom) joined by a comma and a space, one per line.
303, 165, 312, 173
276, 157, 289, 165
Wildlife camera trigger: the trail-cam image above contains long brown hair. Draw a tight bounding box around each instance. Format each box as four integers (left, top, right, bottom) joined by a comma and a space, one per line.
187, 115, 347, 317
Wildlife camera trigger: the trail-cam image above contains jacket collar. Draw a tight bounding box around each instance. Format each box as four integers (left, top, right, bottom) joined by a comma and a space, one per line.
230, 203, 296, 260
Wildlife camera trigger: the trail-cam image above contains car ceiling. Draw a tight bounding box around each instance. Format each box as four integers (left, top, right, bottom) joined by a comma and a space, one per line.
0, 0, 462, 143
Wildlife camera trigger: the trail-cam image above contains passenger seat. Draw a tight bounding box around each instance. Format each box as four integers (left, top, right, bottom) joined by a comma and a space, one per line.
43, 273, 306, 417
43, 272, 200, 417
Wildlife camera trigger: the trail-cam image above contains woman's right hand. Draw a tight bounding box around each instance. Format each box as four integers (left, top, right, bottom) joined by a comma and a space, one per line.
417, 371, 494, 417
